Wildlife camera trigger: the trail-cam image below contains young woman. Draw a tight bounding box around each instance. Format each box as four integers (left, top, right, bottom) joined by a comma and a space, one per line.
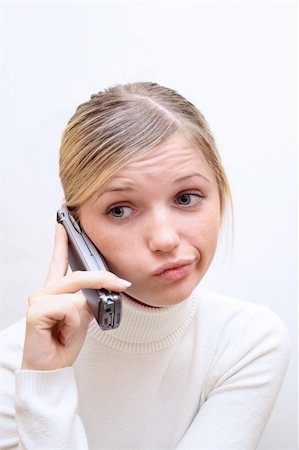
0, 82, 290, 449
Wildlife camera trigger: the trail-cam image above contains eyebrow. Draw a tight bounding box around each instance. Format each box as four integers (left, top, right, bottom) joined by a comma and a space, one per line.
98, 185, 135, 194
93, 184, 134, 202
174, 173, 211, 183
94, 172, 211, 202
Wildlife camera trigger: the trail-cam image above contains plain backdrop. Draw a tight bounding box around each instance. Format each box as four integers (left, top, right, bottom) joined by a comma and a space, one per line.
0, 2, 297, 449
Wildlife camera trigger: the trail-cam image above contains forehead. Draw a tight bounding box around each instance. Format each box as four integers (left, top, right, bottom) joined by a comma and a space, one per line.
112, 134, 214, 182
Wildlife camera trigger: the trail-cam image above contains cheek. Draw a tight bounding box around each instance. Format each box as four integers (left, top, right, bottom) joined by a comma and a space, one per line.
96, 233, 125, 261
80, 210, 139, 274
79, 218, 126, 269
196, 210, 221, 255
93, 230, 136, 274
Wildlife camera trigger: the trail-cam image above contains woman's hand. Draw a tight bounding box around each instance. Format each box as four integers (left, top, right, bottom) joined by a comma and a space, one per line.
21, 223, 131, 371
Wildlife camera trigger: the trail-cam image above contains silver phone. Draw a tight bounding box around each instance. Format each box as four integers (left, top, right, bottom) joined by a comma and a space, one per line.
57, 207, 122, 330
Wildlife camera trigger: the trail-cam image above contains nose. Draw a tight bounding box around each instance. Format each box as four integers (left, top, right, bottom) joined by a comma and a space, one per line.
147, 209, 180, 253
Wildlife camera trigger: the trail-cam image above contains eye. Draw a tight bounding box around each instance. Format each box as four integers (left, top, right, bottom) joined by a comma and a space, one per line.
176, 192, 203, 207
107, 205, 132, 219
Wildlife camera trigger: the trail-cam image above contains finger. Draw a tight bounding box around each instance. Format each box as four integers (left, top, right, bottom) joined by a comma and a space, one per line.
59, 300, 93, 345
27, 293, 92, 336
44, 270, 132, 295
29, 289, 85, 307
45, 223, 69, 286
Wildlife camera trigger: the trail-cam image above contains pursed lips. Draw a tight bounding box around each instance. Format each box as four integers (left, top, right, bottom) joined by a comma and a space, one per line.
152, 259, 197, 281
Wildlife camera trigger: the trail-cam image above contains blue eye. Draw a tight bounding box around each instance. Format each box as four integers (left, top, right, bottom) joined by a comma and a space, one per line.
176, 192, 203, 206
177, 193, 192, 205
107, 205, 132, 219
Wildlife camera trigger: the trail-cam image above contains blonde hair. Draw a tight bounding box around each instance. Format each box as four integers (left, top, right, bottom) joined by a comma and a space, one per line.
59, 82, 231, 218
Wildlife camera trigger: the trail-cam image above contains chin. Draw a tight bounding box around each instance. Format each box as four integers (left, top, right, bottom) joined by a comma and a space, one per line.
127, 281, 198, 308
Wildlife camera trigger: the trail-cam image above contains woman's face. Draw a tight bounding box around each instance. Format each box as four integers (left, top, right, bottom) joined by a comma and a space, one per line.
79, 134, 221, 307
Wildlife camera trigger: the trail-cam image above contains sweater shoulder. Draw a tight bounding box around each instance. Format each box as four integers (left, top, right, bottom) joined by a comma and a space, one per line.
195, 287, 266, 313
194, 286, 286, 323
190, 288, 291, 402
0, 318, 26, 371
192, 287, 291, 356
0, 318, 26, 346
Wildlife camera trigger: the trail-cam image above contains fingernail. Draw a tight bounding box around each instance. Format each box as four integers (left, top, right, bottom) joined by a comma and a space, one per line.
116, 278, 132, 287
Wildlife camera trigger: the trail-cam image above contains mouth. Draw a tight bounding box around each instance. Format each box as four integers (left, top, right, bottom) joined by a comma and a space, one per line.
153, 260, 196, 282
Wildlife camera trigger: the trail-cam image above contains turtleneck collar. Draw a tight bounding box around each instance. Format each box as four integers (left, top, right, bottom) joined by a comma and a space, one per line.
88, 292, 198, 353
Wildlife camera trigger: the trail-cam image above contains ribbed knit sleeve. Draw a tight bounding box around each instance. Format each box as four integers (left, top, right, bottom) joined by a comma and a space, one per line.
14, 367, 88, 449
176, 306, 291, 450
0, 320, 89, 450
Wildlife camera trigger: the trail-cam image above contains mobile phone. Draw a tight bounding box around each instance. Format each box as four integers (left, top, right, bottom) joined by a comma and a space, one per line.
57, 207, 122, 330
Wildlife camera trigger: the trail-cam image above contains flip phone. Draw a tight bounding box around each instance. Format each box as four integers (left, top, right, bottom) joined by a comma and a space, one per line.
57, 207, 122, 330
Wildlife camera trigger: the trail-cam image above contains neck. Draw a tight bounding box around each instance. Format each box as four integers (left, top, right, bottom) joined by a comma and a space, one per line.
88, 291, 199, 353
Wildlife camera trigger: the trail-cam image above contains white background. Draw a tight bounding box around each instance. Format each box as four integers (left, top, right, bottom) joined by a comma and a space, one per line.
0, 2, 297, 449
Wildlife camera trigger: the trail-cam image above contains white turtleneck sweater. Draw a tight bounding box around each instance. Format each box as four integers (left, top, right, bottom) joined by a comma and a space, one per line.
0, 287, 290, 450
